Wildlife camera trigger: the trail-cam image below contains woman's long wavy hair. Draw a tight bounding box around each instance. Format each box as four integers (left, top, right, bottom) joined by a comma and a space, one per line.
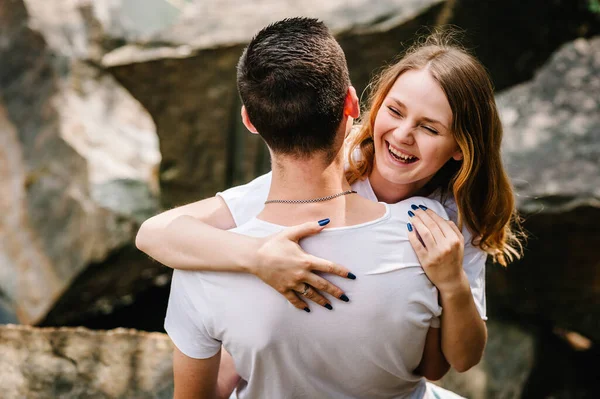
346, 31, 524, 266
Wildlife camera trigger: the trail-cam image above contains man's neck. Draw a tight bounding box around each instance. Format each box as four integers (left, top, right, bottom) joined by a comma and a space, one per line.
259, 152, 383, 227
266, 154, 350, 202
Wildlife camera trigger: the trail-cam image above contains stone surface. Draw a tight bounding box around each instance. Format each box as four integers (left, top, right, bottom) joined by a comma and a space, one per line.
490, 37, 600, 341
0, 0, 160, 325
436, 320, 535, 399
0, 324, 173, 399
439, 0, 600, 91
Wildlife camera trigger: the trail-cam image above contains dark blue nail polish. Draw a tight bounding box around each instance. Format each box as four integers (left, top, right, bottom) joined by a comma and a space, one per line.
411, 204, 419, 210
340, 294, 350, 302
347, 272, 356, 280
408, 210, 415, 217
318, 218, 330, 226
407, 223, 413, 232
304, 307, 310, 313
324, 303, 333, 310
419, 205, 428, 211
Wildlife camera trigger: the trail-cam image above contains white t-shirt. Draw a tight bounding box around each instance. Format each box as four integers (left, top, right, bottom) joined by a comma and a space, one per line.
165, 198, 446, 399
217, 172, 488, 320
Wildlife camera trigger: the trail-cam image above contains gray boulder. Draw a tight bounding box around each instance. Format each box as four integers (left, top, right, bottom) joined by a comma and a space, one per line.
0, 0, 159, 325
439, 0, 600, 90
0, 324, 173, 399
490, 37, 600, 341
436, 320, 535, 399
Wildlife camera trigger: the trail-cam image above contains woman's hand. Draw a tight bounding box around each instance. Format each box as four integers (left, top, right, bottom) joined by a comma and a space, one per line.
252, 220, 355, 312
406, 205, 467, 293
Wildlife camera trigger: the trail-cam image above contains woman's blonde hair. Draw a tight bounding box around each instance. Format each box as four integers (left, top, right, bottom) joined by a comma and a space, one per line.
346, 30, 524, 266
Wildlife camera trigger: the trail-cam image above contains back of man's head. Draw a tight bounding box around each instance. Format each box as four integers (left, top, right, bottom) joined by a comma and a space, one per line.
237, 18, 350, 159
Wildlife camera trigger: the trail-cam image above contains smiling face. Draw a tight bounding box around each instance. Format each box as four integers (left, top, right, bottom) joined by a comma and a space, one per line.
370, 68, 462, 198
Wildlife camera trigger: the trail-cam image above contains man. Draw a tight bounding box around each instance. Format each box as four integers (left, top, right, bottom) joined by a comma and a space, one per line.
164, 18, 449, 398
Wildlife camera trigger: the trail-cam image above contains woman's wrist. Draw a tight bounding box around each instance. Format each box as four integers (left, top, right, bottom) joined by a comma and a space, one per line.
236, 236, 265, 275
437, 270, 471, 300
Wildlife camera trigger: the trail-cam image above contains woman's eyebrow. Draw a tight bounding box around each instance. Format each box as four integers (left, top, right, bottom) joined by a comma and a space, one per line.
421, 116, 448, 131
391, 97, 448, 131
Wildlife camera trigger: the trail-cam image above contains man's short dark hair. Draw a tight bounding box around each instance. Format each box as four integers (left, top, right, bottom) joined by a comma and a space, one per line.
237, 18, 350, 158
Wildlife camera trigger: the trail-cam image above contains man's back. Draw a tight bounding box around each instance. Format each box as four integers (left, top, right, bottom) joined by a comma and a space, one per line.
165, 197, 446, 399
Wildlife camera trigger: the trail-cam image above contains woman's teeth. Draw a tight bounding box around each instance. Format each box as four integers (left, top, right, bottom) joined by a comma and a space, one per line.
388, 144, 417, 163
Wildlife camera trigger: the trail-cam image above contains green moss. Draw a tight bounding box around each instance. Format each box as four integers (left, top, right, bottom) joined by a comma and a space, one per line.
589, 0, 600, 14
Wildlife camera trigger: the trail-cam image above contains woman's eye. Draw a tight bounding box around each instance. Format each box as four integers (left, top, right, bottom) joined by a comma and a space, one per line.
387, 106, 402, 117
422, 126, 438, 134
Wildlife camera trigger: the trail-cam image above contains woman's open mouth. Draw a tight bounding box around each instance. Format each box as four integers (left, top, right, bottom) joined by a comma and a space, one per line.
387, 142, 419, 164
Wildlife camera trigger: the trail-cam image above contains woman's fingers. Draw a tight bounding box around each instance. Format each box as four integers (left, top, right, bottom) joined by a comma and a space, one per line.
409, 205, 445, 243
305, 254, 355, 280
423, 208, 459, 240
295, 284, 333, 310
304, 271, 348, 302
408, 225, 428, 258
408, 214, 437, 249
283, 220, 328, 242
283, 291, 310, 312
447, 221, 465, 244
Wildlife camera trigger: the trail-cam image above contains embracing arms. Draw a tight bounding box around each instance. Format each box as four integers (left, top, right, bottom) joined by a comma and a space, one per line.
135, 195, 355, 310
139, 190, 485, 372
136, 196, 254, 272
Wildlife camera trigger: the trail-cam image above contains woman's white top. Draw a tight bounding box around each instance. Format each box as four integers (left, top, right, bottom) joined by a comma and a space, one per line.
217, 172, 487, 320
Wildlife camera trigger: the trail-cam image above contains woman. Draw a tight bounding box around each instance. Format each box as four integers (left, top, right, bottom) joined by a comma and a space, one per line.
136, 32, 523, 385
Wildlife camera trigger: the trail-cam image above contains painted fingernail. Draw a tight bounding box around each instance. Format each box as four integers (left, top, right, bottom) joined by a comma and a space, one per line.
340, 294, 350, 302
408, 210, 415, 217
419, 205, 428, 211
407, 223, 413, 232
347, 272, 356, 280
318, 218, 330, 226
304, 307, 310, 313
324, 303, 333, 310
411, 204, 419, 210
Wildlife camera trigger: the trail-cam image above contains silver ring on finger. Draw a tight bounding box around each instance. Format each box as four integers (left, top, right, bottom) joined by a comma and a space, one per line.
301, 283, 310, 297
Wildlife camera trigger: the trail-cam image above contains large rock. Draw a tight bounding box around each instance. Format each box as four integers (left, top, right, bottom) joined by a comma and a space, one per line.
0, 324, 173, 398
438, 0, 600, 91
491, 37, 600, 341
436, 320, 535, 399
0, 0, 160, 325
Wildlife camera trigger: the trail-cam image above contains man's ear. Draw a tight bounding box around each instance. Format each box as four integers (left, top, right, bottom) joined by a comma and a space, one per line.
241, 106, 259, 134
344, 86, 360, 119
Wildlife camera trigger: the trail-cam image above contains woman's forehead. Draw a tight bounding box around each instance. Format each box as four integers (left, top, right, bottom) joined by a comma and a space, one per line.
386, 69, 452, 124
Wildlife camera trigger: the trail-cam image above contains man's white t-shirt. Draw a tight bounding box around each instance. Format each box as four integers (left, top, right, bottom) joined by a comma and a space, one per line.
217, 172, 488, 320
165, 198, 446, 399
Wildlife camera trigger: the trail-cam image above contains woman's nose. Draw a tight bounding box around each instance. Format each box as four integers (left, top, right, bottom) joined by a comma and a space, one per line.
392, 120, 415, 145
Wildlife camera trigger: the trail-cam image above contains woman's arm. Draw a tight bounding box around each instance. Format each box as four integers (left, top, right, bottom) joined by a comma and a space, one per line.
437, 273, 487, 372
215, 349, 240, 399
136, 196, 254, 272
415, 327, 450, 381
408, 206, 487, 372
136, 196, 355, 310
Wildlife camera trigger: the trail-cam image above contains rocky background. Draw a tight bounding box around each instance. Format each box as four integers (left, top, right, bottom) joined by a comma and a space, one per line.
0, 0, 598, 397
